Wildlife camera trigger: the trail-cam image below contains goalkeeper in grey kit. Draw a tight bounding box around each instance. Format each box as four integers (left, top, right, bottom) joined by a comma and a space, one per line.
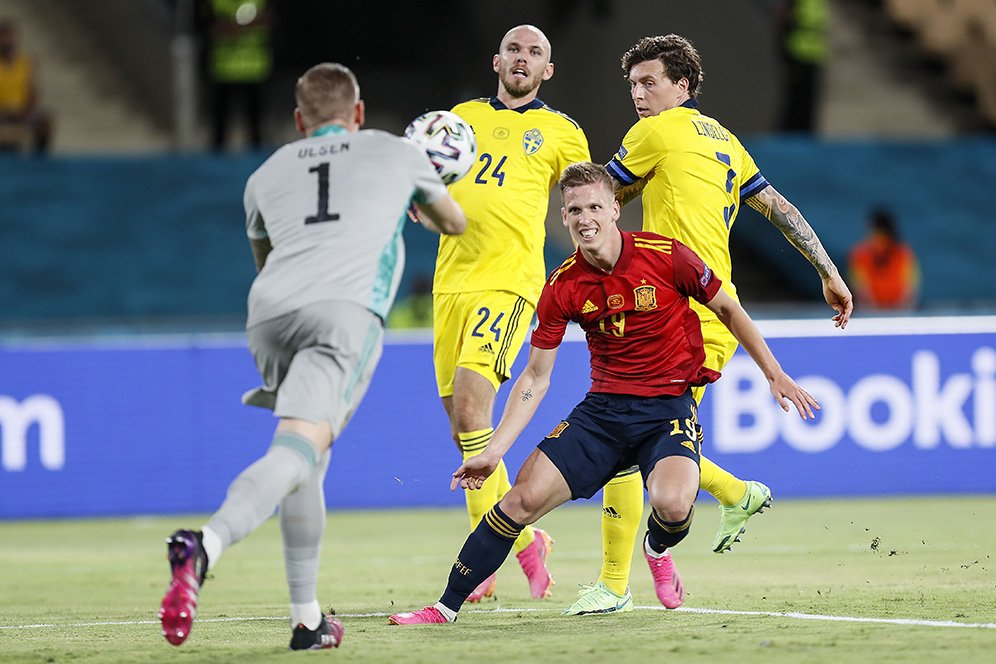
158, 62, 465, 650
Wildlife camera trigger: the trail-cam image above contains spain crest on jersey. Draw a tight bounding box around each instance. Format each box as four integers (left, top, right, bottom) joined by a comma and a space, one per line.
522, 128, 544, 155
634, 285, 658, 311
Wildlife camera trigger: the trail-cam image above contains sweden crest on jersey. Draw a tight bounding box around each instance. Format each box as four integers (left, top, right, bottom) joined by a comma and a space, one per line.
522, 128, 544, 155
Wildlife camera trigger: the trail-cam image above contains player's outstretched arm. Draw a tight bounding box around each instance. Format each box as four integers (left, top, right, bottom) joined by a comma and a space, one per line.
705, 289, 820, 420
745, 185, 853, 329
414, 195, 467, 235
451, 346, 559, 491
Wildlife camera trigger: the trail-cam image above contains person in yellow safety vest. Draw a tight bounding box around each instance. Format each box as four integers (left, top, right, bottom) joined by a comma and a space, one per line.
206, 0, 272, 151
775, 0, 828, 132
0, 20, 52, 154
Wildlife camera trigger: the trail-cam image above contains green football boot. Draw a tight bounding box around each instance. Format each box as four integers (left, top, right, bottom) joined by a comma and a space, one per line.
562, 581, 634, 616
712, 480, 772, 553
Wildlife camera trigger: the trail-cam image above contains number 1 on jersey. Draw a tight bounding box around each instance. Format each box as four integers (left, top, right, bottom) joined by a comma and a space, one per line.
305, 162, 341, 224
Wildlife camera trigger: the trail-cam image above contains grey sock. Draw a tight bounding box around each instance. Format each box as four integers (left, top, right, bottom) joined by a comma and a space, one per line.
280, 450, 331, 605
205, 433, 317, 550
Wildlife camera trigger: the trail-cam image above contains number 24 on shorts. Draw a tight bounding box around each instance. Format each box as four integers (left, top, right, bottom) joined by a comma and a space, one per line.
471, 307, 504, 342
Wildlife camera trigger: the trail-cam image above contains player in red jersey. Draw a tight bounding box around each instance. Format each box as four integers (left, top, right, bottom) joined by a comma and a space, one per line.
388, 162, 818, 625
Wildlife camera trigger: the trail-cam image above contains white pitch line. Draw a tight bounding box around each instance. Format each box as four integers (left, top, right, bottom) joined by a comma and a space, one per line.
666, 606, 996, 630
0, 616, 288, 630
464, 605, 996, 629
2, 606, 994, 631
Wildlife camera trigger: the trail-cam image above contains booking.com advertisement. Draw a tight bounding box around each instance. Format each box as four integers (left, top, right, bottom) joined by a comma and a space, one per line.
1, 317, 994, 519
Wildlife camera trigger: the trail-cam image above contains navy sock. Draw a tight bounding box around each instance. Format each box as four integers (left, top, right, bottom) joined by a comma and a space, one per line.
439, 503, 523, 612
646, 505, 694, 553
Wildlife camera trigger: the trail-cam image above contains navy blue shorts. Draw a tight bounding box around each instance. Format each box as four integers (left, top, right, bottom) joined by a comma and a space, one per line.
536, 391, 700, 500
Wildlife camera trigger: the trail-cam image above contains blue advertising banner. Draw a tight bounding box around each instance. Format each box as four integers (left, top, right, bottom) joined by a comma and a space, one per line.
1, 317, 994, 519
702, 318, 996, 497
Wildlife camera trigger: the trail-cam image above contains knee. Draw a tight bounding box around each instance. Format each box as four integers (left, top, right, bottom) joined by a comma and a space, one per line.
498, 487, 541, 526
649, 487, 695, 523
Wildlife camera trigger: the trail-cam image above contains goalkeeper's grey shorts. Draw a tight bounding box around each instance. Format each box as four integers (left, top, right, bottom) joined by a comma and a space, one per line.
242, 299, 384, 439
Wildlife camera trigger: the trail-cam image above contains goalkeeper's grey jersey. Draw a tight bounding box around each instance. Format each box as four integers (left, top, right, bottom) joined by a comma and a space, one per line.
244, 126, 447, 327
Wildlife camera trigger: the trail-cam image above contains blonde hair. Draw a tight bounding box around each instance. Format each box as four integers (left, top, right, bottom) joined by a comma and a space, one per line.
295, 63, 359, 127
559, 162, 614, 194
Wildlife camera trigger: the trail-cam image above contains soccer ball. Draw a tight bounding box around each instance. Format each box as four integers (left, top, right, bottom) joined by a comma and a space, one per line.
404, 110, 477, 185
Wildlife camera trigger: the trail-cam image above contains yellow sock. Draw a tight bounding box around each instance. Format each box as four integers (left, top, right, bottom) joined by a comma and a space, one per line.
700, 455, 747, 507
459, 429, 535, 551
459, 429, 498, 528
599, 470, 644, 595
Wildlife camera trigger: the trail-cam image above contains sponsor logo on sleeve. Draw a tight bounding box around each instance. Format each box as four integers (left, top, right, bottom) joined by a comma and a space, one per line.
700, 265, 713, 287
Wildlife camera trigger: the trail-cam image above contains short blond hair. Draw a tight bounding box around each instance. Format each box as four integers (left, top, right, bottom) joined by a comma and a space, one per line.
559, 162, 614, 195
295, 63, 359, 127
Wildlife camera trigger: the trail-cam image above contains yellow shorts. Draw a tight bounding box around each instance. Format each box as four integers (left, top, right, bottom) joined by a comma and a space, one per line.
433, 290, 535, 397
691, 317, 740, 405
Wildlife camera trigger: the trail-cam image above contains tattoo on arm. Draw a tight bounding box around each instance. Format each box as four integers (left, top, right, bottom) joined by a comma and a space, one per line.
612, 177, 646, 208
614, 181, 645, 208
520, 389, 533, 402
746, 185, 837, 279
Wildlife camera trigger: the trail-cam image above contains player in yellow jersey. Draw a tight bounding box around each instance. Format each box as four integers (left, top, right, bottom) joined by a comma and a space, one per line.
565, 34, 853, 615
0, 20, 52, 153
431, 25, 590, 602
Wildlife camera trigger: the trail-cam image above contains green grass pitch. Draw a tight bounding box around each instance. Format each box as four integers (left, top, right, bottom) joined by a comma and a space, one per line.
1, 496, 995, 663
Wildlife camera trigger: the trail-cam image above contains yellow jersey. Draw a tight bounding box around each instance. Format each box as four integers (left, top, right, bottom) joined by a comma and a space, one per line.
607, 100, 768, 322
0, 53, 33, 114
433, 97, 590, 306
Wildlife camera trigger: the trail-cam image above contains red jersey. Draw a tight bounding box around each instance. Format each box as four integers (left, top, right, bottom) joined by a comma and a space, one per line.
531, 231, 723, 397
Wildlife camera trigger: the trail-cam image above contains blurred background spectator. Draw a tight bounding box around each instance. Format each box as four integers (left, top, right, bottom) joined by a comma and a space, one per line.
848, 207, 920, 311
0, 0, 994, 333
772, 0, 829, 133
0, 18, 51, 154
200, 0, 272, 151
